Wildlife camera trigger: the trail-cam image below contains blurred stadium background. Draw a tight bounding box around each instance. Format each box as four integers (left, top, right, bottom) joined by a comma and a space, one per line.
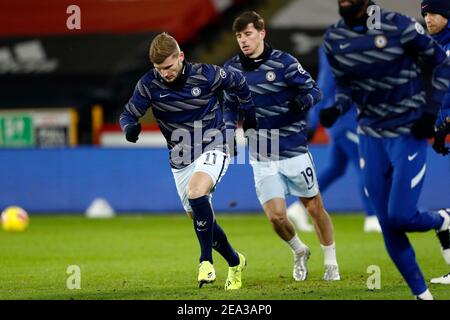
1, 0, 450, 301
0, 0, 447, 214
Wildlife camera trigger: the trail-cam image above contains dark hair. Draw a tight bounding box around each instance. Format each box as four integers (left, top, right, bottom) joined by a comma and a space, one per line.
232, 11, 265, 33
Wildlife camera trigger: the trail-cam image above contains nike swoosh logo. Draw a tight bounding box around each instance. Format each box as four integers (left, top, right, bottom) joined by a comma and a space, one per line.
408, 153, 418, 161
254, 59, 263, 62
196, 228, 207, 232
307, 184, 315, 190
159, 93, 170, 98
340, 43, 351, 50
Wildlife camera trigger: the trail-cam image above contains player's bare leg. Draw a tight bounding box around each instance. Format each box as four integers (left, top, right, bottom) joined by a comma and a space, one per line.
301, 193, 340, 280
187, 172, 214, 199
263, 198, 295, 241
263, 198, 310, 281
301, 193, 334, 245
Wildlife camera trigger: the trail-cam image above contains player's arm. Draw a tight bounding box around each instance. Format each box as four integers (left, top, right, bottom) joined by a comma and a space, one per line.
402, 17, 450, 138
209, 64, 256, 131
221, 63, 241, 132
284, 53, 322, 114
402, 17, 449, 115
320, 34, 354, 128
432, 93, 450, 155
437, 93, 450, 127
223, 91, 239, 131
438, 93, 450, 127
222, 90, 240, 157
119, 76, 152, 143
434, 73, 450, 131
307, 45, 337, 133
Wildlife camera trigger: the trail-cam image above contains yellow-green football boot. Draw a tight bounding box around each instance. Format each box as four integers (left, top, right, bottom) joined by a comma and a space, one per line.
225, 252, 246, 290
198, 261, 216, 288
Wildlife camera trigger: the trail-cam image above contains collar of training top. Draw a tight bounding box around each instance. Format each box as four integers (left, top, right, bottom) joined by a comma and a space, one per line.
341, 0, 376, 30
238, 42, 273, 71
158, 60, 190, 91
433, 21, 450, 47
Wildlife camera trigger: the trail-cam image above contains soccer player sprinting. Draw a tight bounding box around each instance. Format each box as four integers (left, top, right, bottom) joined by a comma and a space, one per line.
119, 33, 257, 290
321, 0, 450, 299
224, 11, 341, 281
287, 44, 382, 234
421, 0, 450, 284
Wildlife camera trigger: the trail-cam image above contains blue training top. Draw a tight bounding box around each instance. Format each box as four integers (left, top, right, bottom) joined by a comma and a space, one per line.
431, 21, 450, 126
324, 9, 450, 137
120, 61, 254, 169
308, 44, 358, 138
223, 44, 322, 160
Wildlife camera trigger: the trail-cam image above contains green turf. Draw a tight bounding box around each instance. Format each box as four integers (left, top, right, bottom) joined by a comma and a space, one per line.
0, 214, 449, 300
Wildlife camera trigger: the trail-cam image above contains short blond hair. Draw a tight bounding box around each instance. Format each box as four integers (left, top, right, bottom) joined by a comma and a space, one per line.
149, 32, 180, 64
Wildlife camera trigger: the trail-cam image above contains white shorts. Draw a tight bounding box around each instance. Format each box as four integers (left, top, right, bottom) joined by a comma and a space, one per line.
251, 152, 319, 205
171, 150, 230, 212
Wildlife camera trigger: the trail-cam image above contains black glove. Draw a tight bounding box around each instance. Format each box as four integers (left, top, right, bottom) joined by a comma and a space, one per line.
411, 113, 436, 139
125, 122, 141, 143
304, 126, 316, 142
432, 123, 449, 156
242, 109, 257, 132
230, 136, 237, 157
288, 96, 311, 113
319, 106, 341, 128
226, 135, 238, 157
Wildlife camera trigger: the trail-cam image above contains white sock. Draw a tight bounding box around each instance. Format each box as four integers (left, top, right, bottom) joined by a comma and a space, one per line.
321, 242, 338, 265
286, 235, 307, 255
439, 210, 450, 232
416, 289, 433, 300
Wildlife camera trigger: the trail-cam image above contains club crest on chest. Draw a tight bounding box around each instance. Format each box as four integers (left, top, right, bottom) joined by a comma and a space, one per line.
266, 71, 276, 82
374, 35, 388, 49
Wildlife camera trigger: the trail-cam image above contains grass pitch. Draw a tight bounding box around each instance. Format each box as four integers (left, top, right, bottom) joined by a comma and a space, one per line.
0, 214, 449, 300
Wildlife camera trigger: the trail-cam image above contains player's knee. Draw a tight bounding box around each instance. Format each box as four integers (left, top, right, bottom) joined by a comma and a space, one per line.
305, 198, 323, 218
268, 212, 288, 227
187, 187, 208, 200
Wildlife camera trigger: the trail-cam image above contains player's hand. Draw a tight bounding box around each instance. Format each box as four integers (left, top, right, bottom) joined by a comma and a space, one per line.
232, 136, 238, 157
242, 109, 257, 132
319, 106, 341, 128
125, 122, 141, 143
411, 113, 436, 139
288, 96, 311, 113
432, 123, 449, 156
304, 126, 316, 142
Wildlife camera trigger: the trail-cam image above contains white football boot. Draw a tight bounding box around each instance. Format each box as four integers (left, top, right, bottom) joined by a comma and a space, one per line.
323, 264, 341, 281
293, 247, 311, 281
436, 209, 450, 264
430, 272, 450, 285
